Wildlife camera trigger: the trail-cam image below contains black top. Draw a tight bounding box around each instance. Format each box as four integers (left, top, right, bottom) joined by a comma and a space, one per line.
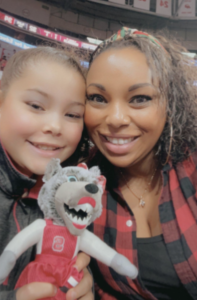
137, 234, 193, 300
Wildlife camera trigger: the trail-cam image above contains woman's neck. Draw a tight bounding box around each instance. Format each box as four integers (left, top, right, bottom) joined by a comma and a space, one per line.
121, 151, 158, 180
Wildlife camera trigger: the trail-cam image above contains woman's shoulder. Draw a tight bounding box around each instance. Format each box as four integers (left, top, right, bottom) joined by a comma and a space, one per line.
173, 150, 197, 186
172, 150, 197, 170
189, 150, 197, 166
181, 150, 197, 168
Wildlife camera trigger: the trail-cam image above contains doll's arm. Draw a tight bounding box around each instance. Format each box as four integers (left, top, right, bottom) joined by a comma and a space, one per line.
79, 230, 138, 279
0, 219, 46, 284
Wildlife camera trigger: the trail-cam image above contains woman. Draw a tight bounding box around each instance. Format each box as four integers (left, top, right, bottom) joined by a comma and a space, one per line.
85, 28, 197, 300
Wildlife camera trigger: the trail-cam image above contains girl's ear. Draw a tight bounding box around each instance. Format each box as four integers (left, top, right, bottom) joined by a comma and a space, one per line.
43, 158, 62, 182
0, 90, 3, 110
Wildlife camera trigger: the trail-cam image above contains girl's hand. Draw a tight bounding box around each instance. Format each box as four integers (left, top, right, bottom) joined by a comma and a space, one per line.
66, 252, 93, 300
16, 282, 57, 300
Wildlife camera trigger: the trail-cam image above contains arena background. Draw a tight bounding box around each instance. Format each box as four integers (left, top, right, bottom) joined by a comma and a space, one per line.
0, 0, 197, 78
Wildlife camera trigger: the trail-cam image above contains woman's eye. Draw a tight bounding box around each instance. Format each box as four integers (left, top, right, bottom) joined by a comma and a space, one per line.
87, 94, 106, 103
130, 95, 152, 104
68, 175, 78, 182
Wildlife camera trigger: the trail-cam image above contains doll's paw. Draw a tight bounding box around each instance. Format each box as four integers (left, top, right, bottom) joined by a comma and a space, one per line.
0, 250, 16, 284
111, 253, 138, 279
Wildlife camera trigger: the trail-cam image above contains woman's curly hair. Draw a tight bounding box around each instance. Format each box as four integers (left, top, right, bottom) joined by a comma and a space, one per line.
88, 33, 197, 170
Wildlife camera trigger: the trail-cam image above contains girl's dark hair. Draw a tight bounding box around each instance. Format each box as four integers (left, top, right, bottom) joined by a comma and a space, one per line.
87, 34, 197, 186
1, 46, 89, 166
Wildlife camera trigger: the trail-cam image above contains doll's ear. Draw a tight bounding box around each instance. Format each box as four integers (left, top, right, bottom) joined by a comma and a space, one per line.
77, 163, 88, 170
43, 159, 62, 182
97, 175, 106, 193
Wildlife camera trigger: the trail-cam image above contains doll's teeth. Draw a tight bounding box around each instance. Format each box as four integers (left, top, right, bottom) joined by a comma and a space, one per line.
64, 202, 94, 226
73, 215, 78, 222
66, 210, 92, 225
74, 204, 93, 213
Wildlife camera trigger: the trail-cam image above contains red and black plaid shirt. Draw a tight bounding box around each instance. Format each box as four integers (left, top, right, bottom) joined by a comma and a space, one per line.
89, 152, 197, 300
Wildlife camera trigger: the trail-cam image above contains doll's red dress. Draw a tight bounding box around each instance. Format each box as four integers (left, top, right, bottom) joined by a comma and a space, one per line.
15, 219, 83, 300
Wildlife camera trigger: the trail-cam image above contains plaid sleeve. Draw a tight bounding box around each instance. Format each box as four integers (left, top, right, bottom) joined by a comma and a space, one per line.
159, 152, 197, 299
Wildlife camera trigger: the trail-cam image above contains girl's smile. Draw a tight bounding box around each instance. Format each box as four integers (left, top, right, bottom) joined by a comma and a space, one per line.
27, 141, 66, 158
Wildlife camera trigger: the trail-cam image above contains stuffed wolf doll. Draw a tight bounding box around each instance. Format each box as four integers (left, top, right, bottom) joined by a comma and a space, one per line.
0, 159, 138, 299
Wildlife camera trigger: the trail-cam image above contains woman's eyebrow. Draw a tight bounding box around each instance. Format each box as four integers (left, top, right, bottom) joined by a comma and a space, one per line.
128, 83, 157, 92
87, 83, 106, 91
87, 83, 157, 92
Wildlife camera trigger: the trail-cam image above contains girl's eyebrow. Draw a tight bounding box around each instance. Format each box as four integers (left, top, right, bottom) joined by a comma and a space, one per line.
26, 89, 85, 106
68, 102, 85, 107
26, 88, 48, 97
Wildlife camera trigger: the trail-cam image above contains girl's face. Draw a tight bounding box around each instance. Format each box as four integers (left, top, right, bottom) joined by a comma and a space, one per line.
85, 47, 166, 168
0, 61, 85, 176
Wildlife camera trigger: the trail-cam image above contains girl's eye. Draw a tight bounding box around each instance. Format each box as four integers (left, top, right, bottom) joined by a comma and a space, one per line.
87, 94, 106, 103
68, 175, 78, 182
66, 113, 81, 119
130, 95, 152, 104
28, 103, 43, 110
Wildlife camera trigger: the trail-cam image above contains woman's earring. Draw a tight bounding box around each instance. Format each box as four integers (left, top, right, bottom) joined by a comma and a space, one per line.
163, 122, 173, 165
155, 144, 161, 156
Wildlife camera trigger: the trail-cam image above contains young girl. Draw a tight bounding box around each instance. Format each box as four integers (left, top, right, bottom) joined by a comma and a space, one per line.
0, 47, 92, 300
85, 28, 197, 299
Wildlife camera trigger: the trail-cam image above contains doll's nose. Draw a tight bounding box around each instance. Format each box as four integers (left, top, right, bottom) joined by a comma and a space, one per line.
85, 183, 98, 194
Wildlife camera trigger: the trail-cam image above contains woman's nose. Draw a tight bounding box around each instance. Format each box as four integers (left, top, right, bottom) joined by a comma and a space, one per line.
106, 102, 130, 128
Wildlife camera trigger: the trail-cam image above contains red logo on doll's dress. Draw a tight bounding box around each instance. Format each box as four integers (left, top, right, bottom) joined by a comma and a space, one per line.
52, 236, 65, 252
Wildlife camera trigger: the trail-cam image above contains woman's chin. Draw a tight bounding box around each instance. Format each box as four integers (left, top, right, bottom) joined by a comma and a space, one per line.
104, 153, 137, 169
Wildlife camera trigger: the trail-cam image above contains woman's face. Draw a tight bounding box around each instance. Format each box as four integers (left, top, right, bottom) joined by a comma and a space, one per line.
85, 47, 166, 168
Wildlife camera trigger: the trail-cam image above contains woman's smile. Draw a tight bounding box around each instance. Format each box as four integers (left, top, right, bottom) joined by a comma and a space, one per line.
85, 47, 166, 168
99, 133, 140, 155
103, 135, 136, 144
